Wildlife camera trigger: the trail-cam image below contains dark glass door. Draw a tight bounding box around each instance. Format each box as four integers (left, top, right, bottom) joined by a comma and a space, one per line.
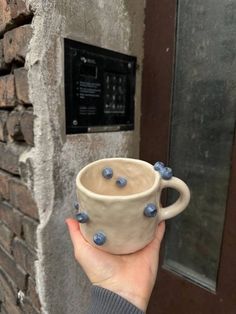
141, 1, 236, 313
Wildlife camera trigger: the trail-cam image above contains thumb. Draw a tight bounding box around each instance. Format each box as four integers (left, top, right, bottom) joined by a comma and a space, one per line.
147, 221, 166, 252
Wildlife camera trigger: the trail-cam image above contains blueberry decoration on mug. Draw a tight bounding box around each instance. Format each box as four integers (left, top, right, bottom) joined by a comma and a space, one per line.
116, 177, 127, 188
144, 203, 158, 217
160, 167, 173, 180
154, 161, 165, 172
93, 232, 106, 246
154, 161, 173, 180
75, 212, 89, 223
102, 167, 113, 179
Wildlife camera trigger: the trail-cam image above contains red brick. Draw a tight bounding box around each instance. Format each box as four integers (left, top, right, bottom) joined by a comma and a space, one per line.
0, 0, 11, 34
0, 0, 32, 35
20, 109, 34, 145
27, 276, 41, 311
4, 300, 22, 314
0, 305, 8, 314
14, 67, 30, 104
0, 110, 9, 142
22, 215, 38, 249
0, 221, 13, 253
0, 170, 11, 200
20, 297, 41, 314
0, 266, 18, 304
6, 110, 24, 141
0, 74, 16, 108
0, 245, 26, 290
12, 238, 37, 277
9, 178, 39, 219
3, 24, 32, 63
0, 142, 27, 175
0, 39, 9, 72
0, 201, 23, 237
10, 0, 32, 20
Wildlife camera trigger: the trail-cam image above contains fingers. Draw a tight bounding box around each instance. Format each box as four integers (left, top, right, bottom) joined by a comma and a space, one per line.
66, 218, 87, 254
156, 221, 166, 243
150, 221, 166, 250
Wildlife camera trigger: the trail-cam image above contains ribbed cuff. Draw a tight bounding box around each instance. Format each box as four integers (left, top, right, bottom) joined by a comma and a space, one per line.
88, 285, 145, 314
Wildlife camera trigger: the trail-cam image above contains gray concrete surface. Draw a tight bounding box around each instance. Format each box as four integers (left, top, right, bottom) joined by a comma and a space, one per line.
23, 0, 145, 313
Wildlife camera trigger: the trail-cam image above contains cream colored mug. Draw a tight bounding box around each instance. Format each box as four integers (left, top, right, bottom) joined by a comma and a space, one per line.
75, 158, 190, 254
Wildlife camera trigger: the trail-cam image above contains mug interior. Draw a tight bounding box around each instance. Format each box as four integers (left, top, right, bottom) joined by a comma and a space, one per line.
79, 159, 156, 196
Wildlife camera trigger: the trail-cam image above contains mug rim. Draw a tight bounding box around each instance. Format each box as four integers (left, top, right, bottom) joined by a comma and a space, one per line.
76, 157, 160, 200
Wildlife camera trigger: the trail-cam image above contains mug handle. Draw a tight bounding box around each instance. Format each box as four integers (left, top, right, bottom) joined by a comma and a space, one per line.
157, 177, 190, 221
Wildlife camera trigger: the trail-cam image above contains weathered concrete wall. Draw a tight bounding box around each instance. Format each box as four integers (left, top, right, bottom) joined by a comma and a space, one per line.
25, 0, 145, 313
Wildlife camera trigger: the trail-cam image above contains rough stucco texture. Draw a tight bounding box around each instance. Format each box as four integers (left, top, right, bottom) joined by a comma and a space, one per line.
25, 0, 145, 313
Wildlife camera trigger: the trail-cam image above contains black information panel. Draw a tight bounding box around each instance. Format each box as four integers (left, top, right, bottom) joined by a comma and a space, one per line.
64, 39, 136, 134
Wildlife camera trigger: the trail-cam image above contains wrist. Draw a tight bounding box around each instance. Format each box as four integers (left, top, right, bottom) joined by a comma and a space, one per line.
94, 283, 148, 312
114, 289, 148, 312
91, 285, 146, 314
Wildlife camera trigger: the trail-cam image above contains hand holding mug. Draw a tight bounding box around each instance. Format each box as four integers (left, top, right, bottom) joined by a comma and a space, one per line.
66, 218, 165, 312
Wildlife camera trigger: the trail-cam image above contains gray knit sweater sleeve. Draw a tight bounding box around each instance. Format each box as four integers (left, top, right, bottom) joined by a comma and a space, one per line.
88, 286, 145, 314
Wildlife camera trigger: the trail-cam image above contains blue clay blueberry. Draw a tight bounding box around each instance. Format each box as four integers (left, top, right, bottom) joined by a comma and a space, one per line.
102, 167, 113, 179
73, 202, 79, 210
116, 177, 127, 187
154, 161, 165, 172
93, 232, 106, 246
160, 167, 173, 180
144, 203, 158, 217
75, 212, 89, 223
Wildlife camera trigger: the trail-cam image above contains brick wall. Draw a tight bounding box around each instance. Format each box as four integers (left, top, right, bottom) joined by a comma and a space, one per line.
0, 1, 41, 313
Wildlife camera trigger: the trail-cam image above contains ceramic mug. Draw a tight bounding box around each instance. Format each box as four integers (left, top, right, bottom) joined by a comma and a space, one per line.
75, 158, 190, 254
